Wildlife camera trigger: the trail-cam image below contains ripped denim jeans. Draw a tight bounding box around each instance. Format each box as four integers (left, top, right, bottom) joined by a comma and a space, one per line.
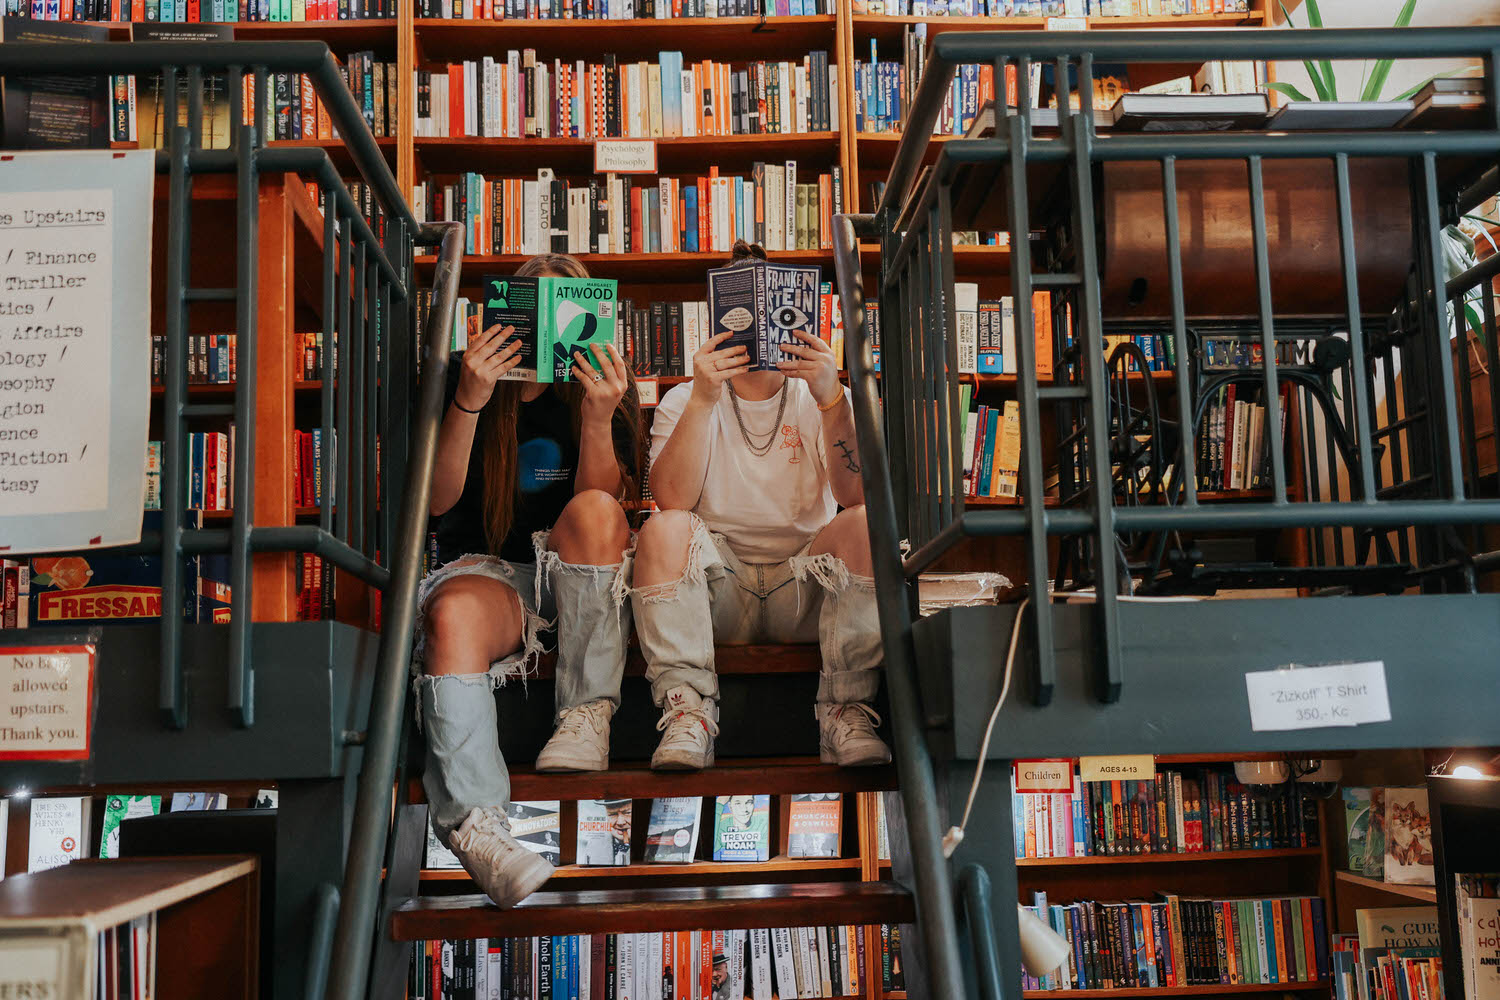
630, 514, 881, 708
412, 530, 632, 841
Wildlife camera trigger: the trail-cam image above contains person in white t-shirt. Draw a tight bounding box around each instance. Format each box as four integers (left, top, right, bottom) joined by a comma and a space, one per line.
629, 240, 890, 770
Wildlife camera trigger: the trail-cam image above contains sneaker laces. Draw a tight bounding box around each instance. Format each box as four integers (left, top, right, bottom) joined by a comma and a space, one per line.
827, 702, 882, 739
553, 700, 610, 740
656, 705, 720, 742
452, 806, 517, 862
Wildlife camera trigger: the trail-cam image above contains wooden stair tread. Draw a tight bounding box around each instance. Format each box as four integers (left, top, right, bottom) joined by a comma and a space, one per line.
390, 881, 914, 939
406, 758, 897, 801
534, 644, 822, 680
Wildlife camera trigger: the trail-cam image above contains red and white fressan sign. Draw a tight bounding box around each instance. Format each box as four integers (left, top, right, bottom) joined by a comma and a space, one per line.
0, 644, 94, 761
1013, 758, 1075, 794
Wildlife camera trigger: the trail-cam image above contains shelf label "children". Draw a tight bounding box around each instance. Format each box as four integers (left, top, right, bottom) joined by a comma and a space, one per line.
1244, 660, 1392, 732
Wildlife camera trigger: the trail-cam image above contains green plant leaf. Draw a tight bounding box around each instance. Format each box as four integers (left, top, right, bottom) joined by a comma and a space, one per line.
1394, 71, 1453, 101
1300, 0, 1341, 99
1267, 81, 1315, 103
1360, 0, 1419, 100
1276, 3, 1336, 99
1465, 302, 1487, 346
1303, 0, 1323, 26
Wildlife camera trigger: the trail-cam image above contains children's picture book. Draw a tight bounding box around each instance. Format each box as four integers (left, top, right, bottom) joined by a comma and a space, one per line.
169, 792, 225, 812
712, 795, 770, 863
424, 823, 462, 870
787, 794, 842, 859
644, 797, 703, 864
577, 798, 632, 866
1342, 787, 1374, 874
482, 273, 619, 383
707, 260, 820, 370
100, 794, 161, 860
1364, 786, 1387, 879
506, 800, 563, 866
28, 796, 91, 873
1383, 787, 1435, 885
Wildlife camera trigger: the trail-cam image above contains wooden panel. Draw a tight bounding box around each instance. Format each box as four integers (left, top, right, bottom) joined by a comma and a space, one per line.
504, 758, 896, 799
1100, 158, 1413, 321
253, 176, 299, 622
153, 860, 260, 1000
390, 881, 915, 939
0, 856, 256, 929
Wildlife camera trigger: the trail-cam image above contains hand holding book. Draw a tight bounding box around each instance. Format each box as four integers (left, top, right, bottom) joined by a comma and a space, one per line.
572, 343, 631, 427
777, 329, 842, 408
689, 331, 753, 408
455, 322, 523, 411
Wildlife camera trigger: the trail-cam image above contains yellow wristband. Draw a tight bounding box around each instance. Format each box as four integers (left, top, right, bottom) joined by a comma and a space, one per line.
816, 390, 844, 412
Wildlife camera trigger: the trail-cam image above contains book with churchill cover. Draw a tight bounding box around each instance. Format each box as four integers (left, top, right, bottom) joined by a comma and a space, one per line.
707, 259, 820, 371
482, 273, 619, 383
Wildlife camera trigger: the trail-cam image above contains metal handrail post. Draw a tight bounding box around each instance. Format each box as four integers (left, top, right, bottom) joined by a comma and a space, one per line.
325, 221, 464, 1000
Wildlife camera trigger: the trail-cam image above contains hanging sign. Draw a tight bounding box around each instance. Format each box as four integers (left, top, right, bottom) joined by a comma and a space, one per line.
1245, 660, 1392, 732
1078, 754, 1155, 782
0, 150, 154, 554
1013, 759, 1075, 794
594, 139, 658, 174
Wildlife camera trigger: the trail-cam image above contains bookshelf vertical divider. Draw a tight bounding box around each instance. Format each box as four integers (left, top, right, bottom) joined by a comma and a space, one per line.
254, 175, 300, 620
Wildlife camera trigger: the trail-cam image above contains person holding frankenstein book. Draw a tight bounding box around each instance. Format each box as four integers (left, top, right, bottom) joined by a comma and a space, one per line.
631, 240, 890, 770
413, 254, 641, 908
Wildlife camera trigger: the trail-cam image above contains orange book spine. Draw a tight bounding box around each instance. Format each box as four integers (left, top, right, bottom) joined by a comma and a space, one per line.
818, 173, 831, 250
674, 930, 692, 1000
1271, 902, 1287, 983
1032, 290, 1054, 379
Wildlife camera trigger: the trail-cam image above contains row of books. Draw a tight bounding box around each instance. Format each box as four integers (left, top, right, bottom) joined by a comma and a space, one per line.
150, 335, 239, 385
298, 552, 337, 620
407, 924, 902, 1000
0, 522, 232, 628
415, 0, 832, 17
961, 397, 1020, 499
291, 428, 331, 509
1024, 892, 1330, 992
425, 794, 846, 869
1341, 786, 1436, 886
96, 913, 156, 1000
414, 165, 840, 257
1010, 765, 1324, 860
1195, 382, 1290, 494
1454, 876, 1499, 1000
413, 51, 837, 139
953, 288, 1053, 377
1330, 905, 1445, 1000
435, 281, 844, 380
15, 792, 273, 874
853, 0, 1247, 13
5, 0, 393, 19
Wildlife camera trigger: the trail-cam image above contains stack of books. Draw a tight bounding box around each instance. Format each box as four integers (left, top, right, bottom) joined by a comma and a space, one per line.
415, 0, 833, 16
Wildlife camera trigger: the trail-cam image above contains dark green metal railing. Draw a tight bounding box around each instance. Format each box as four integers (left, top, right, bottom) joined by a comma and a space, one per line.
1, 41, 462, 999
835, 25, 1500, 1000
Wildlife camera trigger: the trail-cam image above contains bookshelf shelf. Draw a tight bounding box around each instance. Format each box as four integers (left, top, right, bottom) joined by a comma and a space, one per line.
413, 132, 841, 173
415, 249, 833, 280
1017, 847, 1322, 868
413, 15, 837, 59
1333, 870, 1438, 903
849, 10, 1264, 42
152, 381, 326, 397
102, 18, 400, 46
501, 756, 898, 799
421, 855, 865, 881
1019, 983, 1328, 998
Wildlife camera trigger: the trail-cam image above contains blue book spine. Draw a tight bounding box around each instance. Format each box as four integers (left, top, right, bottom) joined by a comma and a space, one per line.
661, 51, 682, 135
1067, 908, 1086, 988
683, 185, 698, 252
1260, 901, 1277, 983
1309, 898, 1329, 979
190, 433, 205, 508
978, 406, 997, 496
1012, 784, 1024, 859
1072, 785, 1085, 855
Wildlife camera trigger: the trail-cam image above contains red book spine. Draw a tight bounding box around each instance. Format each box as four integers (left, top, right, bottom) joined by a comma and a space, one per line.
630, 186, 643, 254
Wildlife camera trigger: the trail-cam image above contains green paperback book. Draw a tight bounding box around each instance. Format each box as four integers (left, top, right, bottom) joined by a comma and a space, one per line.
100, 794, 161, 859
482, 274, 618, 384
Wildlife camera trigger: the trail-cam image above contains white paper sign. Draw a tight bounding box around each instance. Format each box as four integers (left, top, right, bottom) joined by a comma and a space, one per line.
1244, 660, 1392, 732
0, 150, 153, 554
636, 377, 659, 406
1046, 15, 1088, 29
1079, 754, 1155, 782
0, 645, 94, 760
594, 139, 658, 174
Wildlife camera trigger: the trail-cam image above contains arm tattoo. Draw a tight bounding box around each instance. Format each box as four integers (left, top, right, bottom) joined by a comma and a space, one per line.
832, 438, 862, 474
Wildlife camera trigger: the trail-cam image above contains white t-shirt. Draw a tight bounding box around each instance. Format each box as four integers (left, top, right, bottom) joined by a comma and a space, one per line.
650, 378, 844, 563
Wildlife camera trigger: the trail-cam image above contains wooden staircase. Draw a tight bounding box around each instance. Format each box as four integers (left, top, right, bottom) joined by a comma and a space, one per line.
383, 643, 911, 997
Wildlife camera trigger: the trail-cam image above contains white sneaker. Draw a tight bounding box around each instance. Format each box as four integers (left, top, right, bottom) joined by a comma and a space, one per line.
817, 702, 892, 767
651, 686, 719, 771
535, 699, 613, 773
448, 806, 554, 909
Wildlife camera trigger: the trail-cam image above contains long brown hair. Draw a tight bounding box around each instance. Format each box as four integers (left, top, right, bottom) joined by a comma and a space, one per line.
477, 253, 642, 552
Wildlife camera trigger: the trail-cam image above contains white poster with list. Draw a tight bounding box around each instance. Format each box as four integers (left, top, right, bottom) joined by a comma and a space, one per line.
0, 150, 153, 553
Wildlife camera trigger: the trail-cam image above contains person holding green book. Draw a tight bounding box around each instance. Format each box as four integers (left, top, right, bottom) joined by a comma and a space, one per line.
412, 253, 642, 908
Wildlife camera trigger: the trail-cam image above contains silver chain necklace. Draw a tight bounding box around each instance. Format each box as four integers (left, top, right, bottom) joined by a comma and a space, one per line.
727, 379, 789, 457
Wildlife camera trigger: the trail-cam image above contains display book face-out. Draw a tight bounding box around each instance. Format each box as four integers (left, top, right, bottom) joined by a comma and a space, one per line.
482, 273, 618, 383
707, 260, 820, 371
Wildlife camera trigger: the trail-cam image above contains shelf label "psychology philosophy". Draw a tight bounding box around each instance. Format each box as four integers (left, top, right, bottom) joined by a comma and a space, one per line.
0, 151, 153, 552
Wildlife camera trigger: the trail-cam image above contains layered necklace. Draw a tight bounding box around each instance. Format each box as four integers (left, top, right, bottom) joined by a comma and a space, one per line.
727, 377, 788, 457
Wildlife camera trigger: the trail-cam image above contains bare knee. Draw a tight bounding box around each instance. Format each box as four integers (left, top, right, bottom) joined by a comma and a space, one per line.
423, 578, 522, 674
549, 489, 630, 565
814, 505, 873, 576
633, 510, 697, 585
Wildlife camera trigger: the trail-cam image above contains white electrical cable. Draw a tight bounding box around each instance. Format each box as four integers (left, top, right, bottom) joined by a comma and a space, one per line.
942, 595, 1030, 859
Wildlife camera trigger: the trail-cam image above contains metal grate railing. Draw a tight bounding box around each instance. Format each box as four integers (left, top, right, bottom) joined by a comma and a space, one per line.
835, 25, 1500, 1000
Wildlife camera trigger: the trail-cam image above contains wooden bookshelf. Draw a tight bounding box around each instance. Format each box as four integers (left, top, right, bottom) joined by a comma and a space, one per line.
1333, 870, 1437, 903
1020, 984, 1330, 998
1017, 847, 1323, 868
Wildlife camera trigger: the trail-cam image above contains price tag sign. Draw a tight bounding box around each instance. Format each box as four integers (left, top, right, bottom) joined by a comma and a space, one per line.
1245, 660, 1391, 732
1079, 754, 1155, 782
1045, 15, 1087, 29
594, 139, 658, 174
636, 378, 659, 407
0, 644, 95, 760
1014, 759, 1074, 794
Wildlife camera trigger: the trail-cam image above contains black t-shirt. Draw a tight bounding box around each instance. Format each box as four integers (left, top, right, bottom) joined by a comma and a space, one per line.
435, 363, 582, 565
